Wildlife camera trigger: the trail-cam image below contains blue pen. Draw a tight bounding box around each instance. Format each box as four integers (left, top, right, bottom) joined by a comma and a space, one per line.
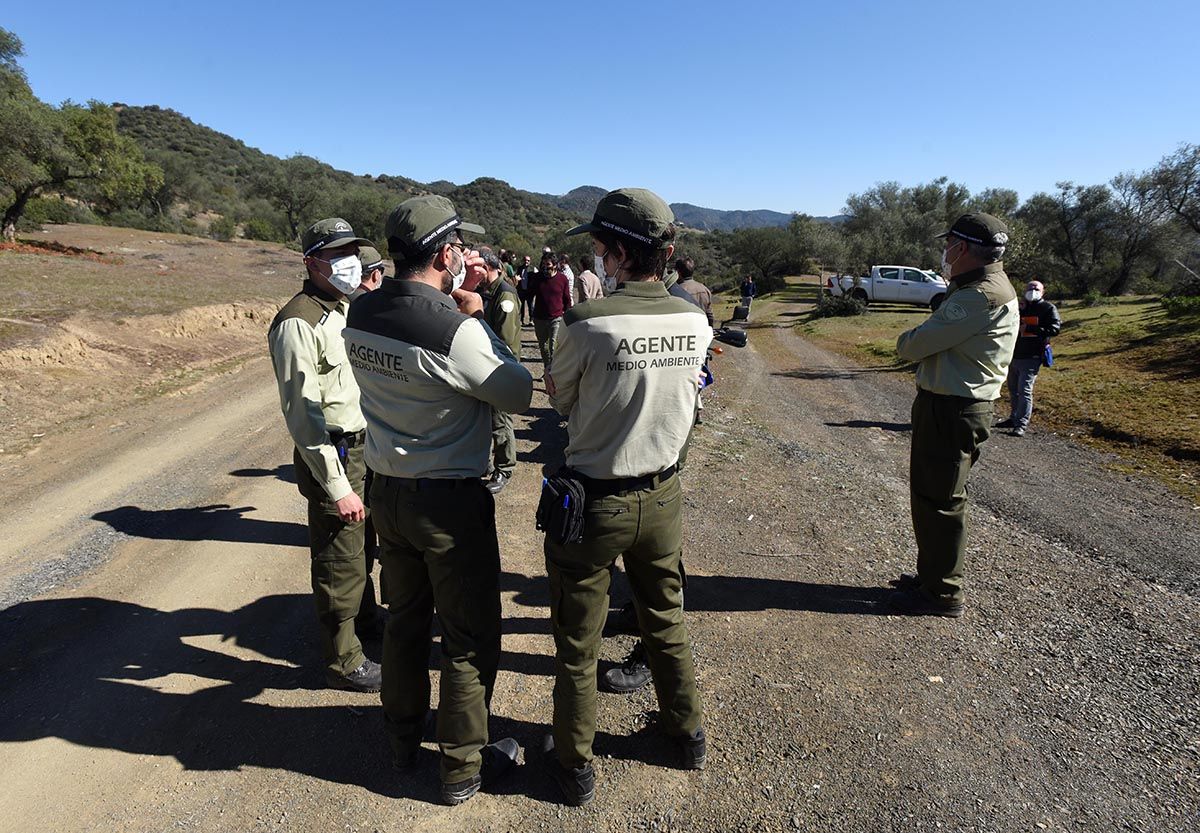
563, 495, 570, 509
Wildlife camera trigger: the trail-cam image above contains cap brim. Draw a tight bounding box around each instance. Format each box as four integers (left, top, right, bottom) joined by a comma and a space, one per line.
565, 221, 600, 237
459, 221, 485, 236
933, 230, 950, 239
309, 235, 374, 253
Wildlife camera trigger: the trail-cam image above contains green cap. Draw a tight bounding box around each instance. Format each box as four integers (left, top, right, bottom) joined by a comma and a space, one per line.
566, 187, 675, 249
385, 195, 485, 261
358, 245, 384, 271
300, 217, 374, 256
937, 212, 1010, 247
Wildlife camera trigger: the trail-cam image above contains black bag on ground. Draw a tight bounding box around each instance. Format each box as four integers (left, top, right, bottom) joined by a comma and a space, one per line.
536, 469, 587, 545
715, 328, 747, 347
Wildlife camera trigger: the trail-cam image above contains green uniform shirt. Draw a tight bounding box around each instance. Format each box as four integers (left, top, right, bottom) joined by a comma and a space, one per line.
896, 262, 1019, 401
267, 282, 367, 501
479, 275, 522, 357
549, 280, 711, 479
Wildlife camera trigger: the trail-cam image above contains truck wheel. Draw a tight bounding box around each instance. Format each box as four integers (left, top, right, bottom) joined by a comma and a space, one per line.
852, 289, 868, 304
930, 293, 945, 311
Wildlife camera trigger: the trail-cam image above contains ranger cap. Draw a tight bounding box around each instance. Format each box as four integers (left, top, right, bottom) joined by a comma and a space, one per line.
566, 187, 675, 249
936, 212, 1010, 247
385, 195, 484, 261
358, 245, 384, 271
300, 218, 374, 256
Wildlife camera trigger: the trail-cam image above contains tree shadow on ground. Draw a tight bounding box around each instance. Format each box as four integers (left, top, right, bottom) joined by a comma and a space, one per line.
825, 419, 912, 432
229, 464, 296, 484
92, 504, 307, 547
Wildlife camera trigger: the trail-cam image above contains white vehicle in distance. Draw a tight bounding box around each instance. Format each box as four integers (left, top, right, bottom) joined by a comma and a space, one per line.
827, 266, 949, 310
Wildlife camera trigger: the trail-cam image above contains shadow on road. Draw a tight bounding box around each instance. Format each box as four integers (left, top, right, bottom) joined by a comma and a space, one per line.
229, 464, 296, 483
825, 420, 912, 432
514, 407, 567, 469
773, 365, 906, 380
92, 504, 307, 547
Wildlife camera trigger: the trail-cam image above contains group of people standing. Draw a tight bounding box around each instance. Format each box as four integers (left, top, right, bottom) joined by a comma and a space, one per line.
267, 188, 710, 807
263, 188, 1059, 807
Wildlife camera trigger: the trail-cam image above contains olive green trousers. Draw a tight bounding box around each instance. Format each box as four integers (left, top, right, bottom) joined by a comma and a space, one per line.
294, 445, 368, 678
909, 389, 994, 604
370, 475, 502, 785
490, 407, 516, 476
545, 474, 702, 768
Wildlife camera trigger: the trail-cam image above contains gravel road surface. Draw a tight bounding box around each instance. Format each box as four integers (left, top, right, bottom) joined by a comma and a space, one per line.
0, 319, 1195, 833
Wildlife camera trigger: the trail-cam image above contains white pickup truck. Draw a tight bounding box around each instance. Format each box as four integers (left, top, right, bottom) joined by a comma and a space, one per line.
827, 266, 949, 310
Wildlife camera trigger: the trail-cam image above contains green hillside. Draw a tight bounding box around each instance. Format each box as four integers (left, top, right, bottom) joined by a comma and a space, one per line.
108, 105, 578, 255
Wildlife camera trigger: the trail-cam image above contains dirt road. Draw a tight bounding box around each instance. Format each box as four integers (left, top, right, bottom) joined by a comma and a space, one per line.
0, 309, 1196, 832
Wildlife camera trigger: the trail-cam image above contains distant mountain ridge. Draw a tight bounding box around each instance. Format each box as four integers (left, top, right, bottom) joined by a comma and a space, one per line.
534, 188, 846, 231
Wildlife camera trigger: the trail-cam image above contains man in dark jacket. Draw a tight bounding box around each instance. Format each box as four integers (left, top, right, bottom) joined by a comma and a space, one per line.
998, 279, 1061, 437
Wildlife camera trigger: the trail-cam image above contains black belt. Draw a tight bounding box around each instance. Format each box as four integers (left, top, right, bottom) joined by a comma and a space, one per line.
373, 473, 477, 492
579, 465, 677, 497
916, 388, 987, 405
329, 429, 366, 448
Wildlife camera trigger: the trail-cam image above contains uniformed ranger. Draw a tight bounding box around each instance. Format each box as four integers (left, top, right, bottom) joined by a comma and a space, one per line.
357, 245, 386, 294
890, 212, 1019, 617
267, 218, 382, 691
475, 247, 523, 494
342, 195, 533, 805
542, 188, 710, 805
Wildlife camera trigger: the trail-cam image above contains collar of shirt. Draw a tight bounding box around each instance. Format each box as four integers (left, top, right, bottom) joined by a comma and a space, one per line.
950, 261, 1004, 290
378, 277, 456, 310
613, 280, 669, 298
303, 280, 344, 312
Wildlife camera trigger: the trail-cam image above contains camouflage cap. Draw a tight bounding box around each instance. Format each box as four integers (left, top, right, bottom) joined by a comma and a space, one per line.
300, 217, 373, 256
936, 212, 1010, 247
566, 187, 675, 249
385, 195, 485, 261
358, 245, 384, 271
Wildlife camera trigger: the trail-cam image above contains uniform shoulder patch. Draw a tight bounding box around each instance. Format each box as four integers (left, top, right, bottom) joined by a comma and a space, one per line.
940, 301, 969, 321
499, 298, 516, 314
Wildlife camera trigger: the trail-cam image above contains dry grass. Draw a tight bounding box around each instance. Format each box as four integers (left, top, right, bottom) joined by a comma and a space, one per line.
0, 224, 301, 349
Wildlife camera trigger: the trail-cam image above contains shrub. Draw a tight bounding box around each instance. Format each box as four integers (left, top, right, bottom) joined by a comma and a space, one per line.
812, 292, 866, 318
1083, 289, 1104, 307
242, 217, 278, 241
1160, 295, 1200, 318
209, 215, 237, 241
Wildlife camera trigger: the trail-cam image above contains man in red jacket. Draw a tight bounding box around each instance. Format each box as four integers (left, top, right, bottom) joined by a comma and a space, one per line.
531, 251, 573, 374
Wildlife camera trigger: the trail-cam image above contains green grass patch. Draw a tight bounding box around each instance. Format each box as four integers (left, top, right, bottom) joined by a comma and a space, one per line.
788, 281, 1200, 500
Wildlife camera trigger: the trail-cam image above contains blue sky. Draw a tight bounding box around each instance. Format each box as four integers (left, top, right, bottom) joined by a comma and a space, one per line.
7, 1, 1198, 216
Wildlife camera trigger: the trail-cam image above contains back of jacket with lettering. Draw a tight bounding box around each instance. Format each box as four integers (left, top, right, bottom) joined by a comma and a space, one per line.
549, 281, 711, 479
343, 279, 532, 479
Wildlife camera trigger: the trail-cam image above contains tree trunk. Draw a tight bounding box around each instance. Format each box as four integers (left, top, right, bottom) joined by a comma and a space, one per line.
2, 187, 38, 242
1106, 264, 1134, 296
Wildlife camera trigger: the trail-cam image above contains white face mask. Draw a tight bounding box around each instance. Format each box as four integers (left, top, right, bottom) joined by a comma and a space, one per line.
324, 254, 362, 295
1024, 289, 1043, 302
940, 242, 961, 279
446, 247, 467, 293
